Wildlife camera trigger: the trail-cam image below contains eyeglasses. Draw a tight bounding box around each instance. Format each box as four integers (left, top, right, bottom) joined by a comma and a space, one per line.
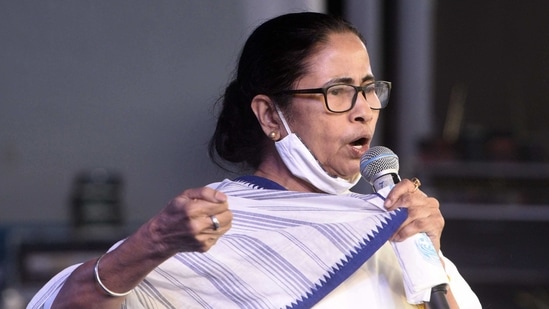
274, 81, 391, 113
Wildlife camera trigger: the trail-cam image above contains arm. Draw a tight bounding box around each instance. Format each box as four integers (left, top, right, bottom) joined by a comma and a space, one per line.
51, 187, 231, 309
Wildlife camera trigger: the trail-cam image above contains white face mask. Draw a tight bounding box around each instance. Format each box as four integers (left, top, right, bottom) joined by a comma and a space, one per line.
274, 107, 360, 194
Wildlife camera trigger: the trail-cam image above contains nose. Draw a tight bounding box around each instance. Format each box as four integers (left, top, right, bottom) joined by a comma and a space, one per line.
351, 90, 375, 123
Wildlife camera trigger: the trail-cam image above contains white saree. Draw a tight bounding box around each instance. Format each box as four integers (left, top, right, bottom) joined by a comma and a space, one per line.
27, 178, 481, 309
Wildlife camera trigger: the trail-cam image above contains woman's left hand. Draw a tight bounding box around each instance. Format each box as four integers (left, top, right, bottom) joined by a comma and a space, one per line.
383, 178, 444, 251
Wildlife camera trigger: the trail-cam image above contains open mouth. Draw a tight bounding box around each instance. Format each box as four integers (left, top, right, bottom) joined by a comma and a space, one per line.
350, 137, 368, 149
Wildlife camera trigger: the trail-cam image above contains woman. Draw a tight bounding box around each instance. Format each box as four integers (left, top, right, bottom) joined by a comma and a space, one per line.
28, 12, 481, 308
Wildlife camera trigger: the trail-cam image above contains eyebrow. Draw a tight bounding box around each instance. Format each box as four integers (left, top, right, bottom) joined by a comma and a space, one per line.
326, 74, 375, 86
362, 75, 375, 83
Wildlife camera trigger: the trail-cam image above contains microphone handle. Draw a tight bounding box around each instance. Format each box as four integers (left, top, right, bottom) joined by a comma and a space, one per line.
428, 284, 450, 309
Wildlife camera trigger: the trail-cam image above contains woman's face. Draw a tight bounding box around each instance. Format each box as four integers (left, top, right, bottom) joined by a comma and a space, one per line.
284, 32, 379, 181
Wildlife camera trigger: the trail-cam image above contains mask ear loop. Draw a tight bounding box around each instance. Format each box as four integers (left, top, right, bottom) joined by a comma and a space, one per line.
274, 103, 320, 163
276, 103, 361, 184
274, 104, 292, 136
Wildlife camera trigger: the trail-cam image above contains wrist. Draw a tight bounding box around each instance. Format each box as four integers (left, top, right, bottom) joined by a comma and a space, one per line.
94, 254, 133, 297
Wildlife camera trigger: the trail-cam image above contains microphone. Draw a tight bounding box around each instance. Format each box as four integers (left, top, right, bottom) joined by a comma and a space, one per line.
360, 146, 450, 308
360, 145, 400, 192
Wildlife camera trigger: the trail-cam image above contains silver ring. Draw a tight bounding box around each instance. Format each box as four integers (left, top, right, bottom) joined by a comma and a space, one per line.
210, 215, 220, 230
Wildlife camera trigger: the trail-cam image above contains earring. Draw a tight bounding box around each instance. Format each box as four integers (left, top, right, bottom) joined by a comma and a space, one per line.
269, 131, 278, 140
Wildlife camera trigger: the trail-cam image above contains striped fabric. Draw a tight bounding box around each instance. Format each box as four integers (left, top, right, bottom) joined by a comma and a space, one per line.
28, 179, 407, 309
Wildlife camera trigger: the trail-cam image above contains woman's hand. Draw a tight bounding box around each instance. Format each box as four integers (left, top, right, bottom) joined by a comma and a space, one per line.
146, 186, 233, 257
383, 178, 444, 251
51, 186, 232, 309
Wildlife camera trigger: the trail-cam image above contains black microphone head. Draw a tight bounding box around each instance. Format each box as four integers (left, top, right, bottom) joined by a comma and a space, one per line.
360, 146, 400, 185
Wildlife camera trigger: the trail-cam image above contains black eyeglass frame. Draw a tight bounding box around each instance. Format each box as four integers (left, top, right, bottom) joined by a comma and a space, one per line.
272, 80, 392, 113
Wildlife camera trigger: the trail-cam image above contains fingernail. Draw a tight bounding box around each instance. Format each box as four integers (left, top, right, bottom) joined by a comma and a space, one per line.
215, 191, 227, 202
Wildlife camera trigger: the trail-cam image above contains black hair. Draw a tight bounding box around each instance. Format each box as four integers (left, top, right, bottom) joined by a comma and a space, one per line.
208, 12, 364, 171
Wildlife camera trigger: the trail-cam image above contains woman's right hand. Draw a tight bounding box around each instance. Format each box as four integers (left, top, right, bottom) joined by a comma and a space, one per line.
146, 186, 233, 257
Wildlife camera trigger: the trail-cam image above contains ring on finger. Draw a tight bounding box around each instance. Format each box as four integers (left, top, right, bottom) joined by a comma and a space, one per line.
411, 177, 421, 193
210, 215, 220, 231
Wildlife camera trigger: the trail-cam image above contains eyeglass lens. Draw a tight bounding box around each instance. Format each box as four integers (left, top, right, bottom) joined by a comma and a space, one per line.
325, 83, 388, 112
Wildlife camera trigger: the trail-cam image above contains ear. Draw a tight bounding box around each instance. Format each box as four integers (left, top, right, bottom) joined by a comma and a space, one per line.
251, 94, 283, 141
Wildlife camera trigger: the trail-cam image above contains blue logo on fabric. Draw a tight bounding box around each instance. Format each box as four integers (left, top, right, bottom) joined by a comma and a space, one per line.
416, 233, 439, 263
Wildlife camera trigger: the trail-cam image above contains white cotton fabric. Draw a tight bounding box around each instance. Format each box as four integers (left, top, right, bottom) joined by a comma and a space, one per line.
27, 179, 481, 309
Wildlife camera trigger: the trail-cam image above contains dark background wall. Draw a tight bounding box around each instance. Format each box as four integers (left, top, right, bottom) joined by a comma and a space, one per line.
430, 2, 549, 308
433, 0, 549, 162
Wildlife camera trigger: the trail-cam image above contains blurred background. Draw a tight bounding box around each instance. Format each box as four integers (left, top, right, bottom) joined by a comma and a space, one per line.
1, 0, 548, 308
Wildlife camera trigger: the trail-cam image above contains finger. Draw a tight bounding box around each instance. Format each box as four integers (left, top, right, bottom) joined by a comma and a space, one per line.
392, 216, 444, 252
204, 209, 233, 233
210, 214, 221, 231
183, 187, 227, 203
383, 178, 417, 209
191, 235, 220, 253
410, 177, 421, 193
173, 187, 228, 219
391, 217, 427, 241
